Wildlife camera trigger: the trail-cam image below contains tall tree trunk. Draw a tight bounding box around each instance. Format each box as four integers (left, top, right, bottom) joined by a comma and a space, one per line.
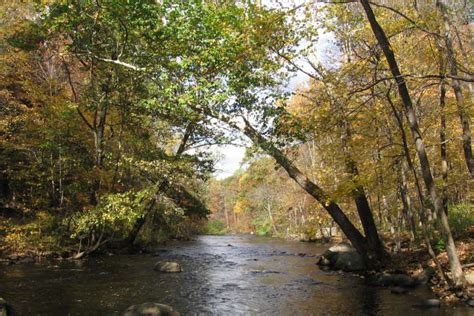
127, 198, 156, 246
340, 121, 385, 258
266, 202, 278, 235
399, 161, 417, 241
224, 202, 230, 230
360, 0, 465, 287
439, 55, 449, 214
437, 0, 474, 178
90, 102, 108, 205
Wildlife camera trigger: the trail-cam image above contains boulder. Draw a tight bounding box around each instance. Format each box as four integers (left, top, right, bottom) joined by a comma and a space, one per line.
123, 303, 180, 316
372, 267, 436, 288
317, 242, 366, 272
414, 267, 436, 285
390, 287, 409, 295
15, 256, 35, 264
332, 252, 365, 271
374, 273, 418, 288
328, 242, 354, 253
154, 261, 182, 273
0, 298, 8, 316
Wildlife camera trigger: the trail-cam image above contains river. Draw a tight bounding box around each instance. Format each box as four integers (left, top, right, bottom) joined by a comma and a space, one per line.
0, 235, 471, 315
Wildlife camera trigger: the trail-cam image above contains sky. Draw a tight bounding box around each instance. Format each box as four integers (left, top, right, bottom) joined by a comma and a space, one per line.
212, 1, 336, 180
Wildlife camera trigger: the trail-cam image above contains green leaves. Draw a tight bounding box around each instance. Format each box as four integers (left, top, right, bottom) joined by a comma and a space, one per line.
71, 189, 153, 239
7, 20, 46, 51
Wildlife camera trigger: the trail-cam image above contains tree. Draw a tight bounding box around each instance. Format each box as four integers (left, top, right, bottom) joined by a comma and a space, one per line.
358, 0, 465, 288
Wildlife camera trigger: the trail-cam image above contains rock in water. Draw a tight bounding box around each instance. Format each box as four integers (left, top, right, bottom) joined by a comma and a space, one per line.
17, 256, 35, 264
154, 261, 182, 273
0, 298, 8, 316
333, 251, 365, 271
123, 303, 180, 316
375, 273, 417, 288
390, 287, 409, 295
415, 299, 441, 308
328, 242, 354, 253
317, 242, 366, 272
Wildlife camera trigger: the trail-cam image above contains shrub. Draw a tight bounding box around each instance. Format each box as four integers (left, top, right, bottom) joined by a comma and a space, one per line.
201, 219, 226, 235
448, 203, 474, 238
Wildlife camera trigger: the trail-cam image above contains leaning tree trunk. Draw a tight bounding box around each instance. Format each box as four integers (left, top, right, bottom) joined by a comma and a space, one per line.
239, 118, 374, 262
359, 0, 465, 288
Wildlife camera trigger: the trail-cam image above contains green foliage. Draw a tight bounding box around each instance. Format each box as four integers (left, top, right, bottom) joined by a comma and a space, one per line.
252, 217, 272, 236
448, 203, 474, 238
433, 238, 446, 253
200, 219, 226, 235
0, 212, 64, 253
7, 20, 46, 51
71, 189, 152, 239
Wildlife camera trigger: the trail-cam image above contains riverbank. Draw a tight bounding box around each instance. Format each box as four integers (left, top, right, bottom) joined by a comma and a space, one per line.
388, 232, 474, 305
313, 229, 474, 306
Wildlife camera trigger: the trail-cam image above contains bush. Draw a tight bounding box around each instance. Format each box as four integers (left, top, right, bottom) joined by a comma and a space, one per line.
0, 211, 64, 253
201, 219, 226, 235
251, 217, 272, 236
448, 203, 474, 238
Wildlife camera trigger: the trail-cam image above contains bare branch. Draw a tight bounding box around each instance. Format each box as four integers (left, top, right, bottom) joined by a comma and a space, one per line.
93, 56, 145, 71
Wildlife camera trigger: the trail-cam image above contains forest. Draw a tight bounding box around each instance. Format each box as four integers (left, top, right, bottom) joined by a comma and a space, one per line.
0, 0, 473, 313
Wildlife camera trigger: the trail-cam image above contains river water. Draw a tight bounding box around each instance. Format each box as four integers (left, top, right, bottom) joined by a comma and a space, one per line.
0, 235, 471, 315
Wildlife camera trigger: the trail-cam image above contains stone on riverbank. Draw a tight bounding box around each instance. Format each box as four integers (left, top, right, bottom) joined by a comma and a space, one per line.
317, 242, 365, 272
375, 273, 417, 288
154, 261, 182, 273
373, 267, 435, 288
123, 303, 180, 316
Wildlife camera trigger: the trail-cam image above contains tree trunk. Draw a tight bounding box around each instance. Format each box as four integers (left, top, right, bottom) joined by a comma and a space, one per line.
439, 55, 449, 214
437, 0, 474, 178
340, 121, 386, 258
240, 118, 373, 262
90, 102, 108, 205
360, 0, 465, 288
224, 200, 230, 230
399, 161, 417, 241
266, 202, 278, 235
